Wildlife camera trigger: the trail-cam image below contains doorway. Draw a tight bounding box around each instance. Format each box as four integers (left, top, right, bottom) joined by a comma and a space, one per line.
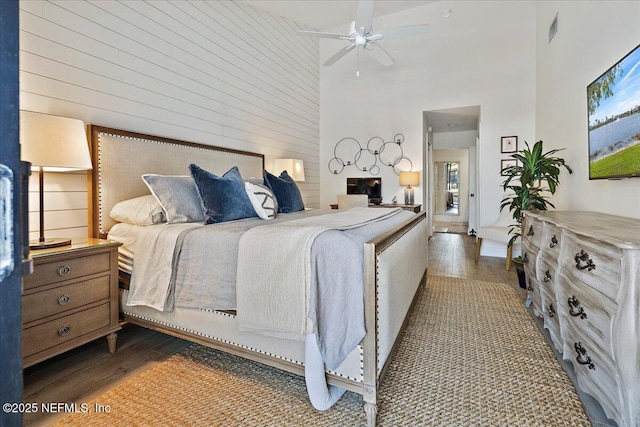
423, 106, 480, 236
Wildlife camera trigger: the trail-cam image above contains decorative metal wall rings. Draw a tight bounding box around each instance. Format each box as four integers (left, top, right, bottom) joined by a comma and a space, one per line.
328, 133, 413, 176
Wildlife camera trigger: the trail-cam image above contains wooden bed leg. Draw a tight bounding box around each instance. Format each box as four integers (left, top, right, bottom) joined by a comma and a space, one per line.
364, 402, 377, 427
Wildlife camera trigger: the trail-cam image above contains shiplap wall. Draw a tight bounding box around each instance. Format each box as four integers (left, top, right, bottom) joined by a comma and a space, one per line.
19, 0, 319, 242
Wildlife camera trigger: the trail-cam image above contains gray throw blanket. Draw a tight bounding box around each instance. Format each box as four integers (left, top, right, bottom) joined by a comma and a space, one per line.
236, 207, 409, 369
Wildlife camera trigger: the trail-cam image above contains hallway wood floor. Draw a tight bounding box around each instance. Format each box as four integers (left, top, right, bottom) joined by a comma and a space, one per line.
23, 232, 606, 426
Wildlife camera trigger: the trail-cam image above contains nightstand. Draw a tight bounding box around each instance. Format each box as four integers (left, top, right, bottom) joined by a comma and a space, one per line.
22, 239, 122, 368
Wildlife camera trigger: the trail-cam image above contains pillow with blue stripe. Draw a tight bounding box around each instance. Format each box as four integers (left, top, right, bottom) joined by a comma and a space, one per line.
245, 181, 278, 220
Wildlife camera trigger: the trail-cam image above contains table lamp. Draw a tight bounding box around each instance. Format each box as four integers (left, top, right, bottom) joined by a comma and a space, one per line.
399, 171, 419, 205
20, 110, 92, 249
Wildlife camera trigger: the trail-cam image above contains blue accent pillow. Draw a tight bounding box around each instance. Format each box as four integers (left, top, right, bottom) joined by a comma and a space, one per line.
189, 164, 258, 223
264, 170, 305, 213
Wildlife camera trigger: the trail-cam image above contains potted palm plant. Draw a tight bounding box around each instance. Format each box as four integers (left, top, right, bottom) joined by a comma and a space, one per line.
500, 140, 573, 288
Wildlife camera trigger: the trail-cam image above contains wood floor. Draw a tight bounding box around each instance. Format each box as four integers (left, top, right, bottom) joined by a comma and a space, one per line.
20, 233, 549, 426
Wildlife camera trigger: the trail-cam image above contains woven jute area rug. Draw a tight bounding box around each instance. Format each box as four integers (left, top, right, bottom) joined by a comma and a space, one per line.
56, 276, 590, 426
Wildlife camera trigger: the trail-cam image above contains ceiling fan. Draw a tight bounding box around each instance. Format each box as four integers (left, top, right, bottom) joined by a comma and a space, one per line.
297, 0, 430, 76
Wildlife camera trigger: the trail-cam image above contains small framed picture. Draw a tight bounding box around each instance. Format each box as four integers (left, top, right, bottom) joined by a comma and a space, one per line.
501, 159, 517, 176
501, 136, 518, 153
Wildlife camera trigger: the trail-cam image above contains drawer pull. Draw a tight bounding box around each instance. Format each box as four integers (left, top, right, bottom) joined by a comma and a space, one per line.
57, 325, 71, 336
57, 295, 71, 306
568, 296, 587, 319
574, 250, 596, 272
57, 265, 71, 276
574, 342, 595, 370
550, 235, 558, 248
527, 225, 534, 236
543, 269, 552, 282
527, 278, 533, 291
548, 303, 556, 318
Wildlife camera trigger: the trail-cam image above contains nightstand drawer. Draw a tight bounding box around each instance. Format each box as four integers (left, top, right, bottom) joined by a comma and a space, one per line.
23, 303, 111, 358
24, 252, 111, 291
22, 276, 110, 324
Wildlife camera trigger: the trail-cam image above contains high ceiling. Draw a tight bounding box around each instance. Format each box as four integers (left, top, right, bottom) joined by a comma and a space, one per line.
239, 1, 479, 134
239, 0, 436, 30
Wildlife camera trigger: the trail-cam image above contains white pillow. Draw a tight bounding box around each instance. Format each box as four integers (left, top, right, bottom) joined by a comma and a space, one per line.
245, 181, 277, 220
110, 195, 165, 226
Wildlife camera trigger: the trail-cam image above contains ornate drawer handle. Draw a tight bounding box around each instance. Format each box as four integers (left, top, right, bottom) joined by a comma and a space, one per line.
57, 295, 71, 306
57, 265, 71, 276
58, 325, 71, 337
543, 269, 552, 282
527, 225, 534, 236
527, 279, 533, 291
574, 250, 596, 271
548, 303, 556, 318
574, 342, 595, 370
568, 296, 587, 319
550, 235, 558, 248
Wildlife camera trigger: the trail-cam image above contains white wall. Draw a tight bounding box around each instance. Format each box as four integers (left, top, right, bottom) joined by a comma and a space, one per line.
536, 1, 640, 219
320, 1, 537, 224
19, 0, 320, 241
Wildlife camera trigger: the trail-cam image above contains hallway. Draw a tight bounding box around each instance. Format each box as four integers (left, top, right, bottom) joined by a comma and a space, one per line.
428, 231, 526, 301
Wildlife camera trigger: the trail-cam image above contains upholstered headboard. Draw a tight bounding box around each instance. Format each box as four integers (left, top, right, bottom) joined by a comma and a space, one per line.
89, 126, 264, 238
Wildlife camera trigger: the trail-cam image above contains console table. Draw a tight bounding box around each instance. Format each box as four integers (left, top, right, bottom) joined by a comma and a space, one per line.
330, 203, 421, 213
522, 210, 640, 426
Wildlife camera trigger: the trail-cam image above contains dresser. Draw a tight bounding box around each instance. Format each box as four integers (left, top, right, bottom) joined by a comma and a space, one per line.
523, 211, 640, 426
330, 203, 421, 213
22, 240, 121, 367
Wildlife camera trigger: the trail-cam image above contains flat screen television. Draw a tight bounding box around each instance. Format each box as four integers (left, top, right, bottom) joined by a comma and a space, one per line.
347, 177, 382, 204
587, 43, 640, 180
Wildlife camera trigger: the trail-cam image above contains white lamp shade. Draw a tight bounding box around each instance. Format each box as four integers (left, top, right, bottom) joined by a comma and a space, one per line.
399, 171, 419, 187
273, 158, 305, 181
20, 110, 92, 171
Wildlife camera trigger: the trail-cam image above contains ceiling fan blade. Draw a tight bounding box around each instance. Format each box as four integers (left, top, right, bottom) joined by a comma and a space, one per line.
355, 0, 373, 34
375, 24, 430, 41
323, 43, 357, 66
297, 30, 350, 40
365, 42, 394, 67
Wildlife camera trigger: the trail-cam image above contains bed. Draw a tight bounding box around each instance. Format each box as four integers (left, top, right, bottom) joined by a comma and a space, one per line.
89, 125, 429, 426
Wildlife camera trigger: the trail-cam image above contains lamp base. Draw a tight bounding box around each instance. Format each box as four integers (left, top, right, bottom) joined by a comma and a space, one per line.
404, 186, 415, 205
29, 237, 72, 250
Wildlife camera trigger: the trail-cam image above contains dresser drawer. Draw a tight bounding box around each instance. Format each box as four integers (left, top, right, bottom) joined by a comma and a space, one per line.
22, 276, 111, 324
537, 256, 562, 352
541, 222, 562, 260
560, 232, 622, 302
522, 214, 543, 249
23, 303, 111, 358
562, 323, 621, 424
24, 252, 111, 291
557, 270, 615, 356
526, 275, 543, 318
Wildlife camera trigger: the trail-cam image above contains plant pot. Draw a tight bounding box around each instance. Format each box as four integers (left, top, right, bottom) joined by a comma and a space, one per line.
512, 258, 526, 289
515, 265, 526, 289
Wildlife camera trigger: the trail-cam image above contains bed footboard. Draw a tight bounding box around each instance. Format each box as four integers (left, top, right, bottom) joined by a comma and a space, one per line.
362, 212, 428, 426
